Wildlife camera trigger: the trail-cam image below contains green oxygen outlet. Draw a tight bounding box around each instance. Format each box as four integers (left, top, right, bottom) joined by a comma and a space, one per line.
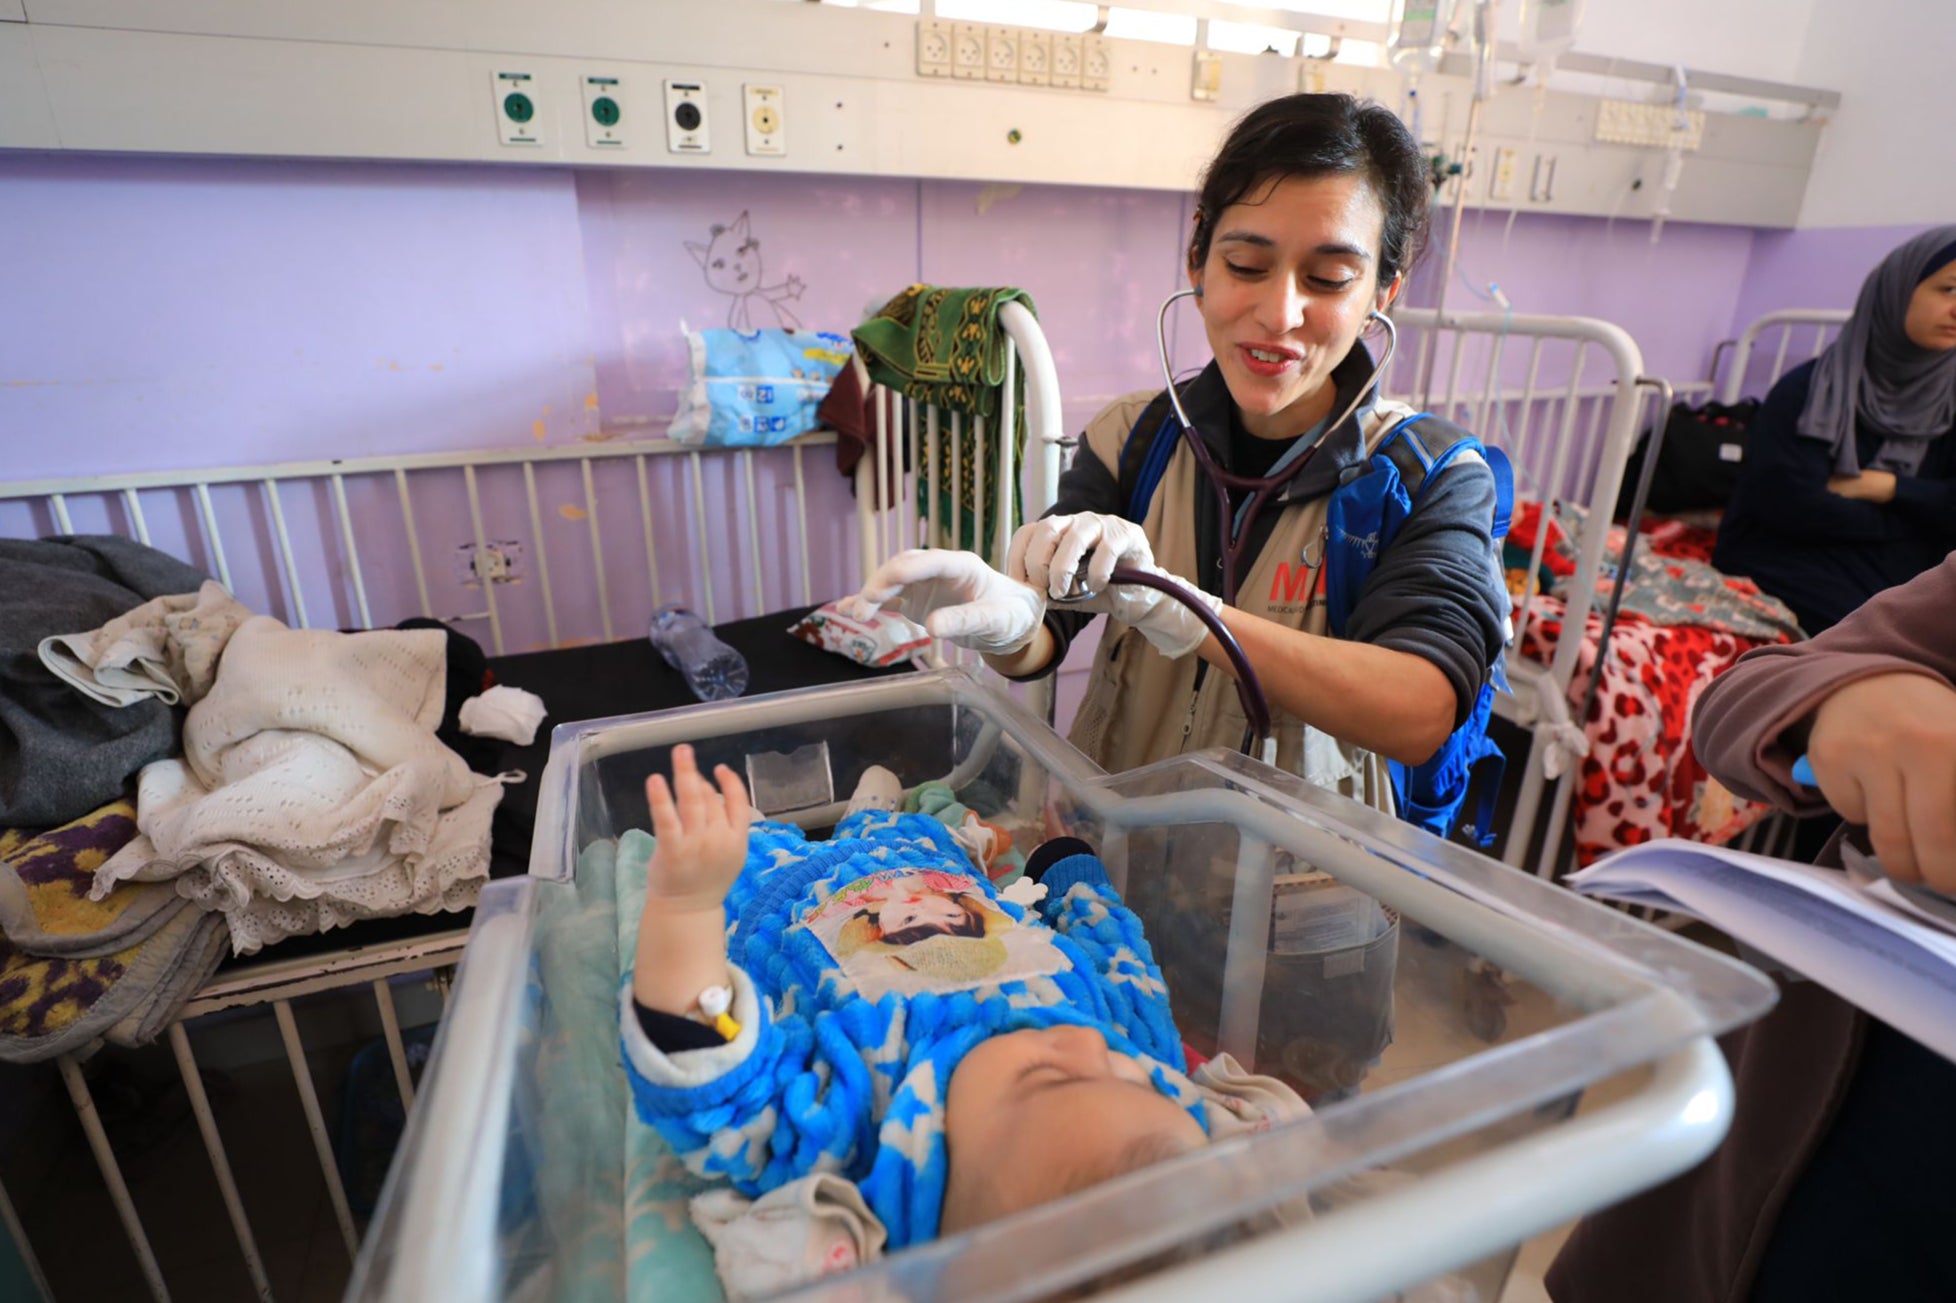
591, 96, 620, 127
503, 92, 535, 124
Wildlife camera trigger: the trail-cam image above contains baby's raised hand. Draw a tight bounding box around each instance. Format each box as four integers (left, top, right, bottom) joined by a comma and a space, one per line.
644, 744, 752, 914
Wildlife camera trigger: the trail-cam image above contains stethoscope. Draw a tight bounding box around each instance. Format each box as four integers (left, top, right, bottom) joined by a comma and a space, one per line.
1152, 286, 1398, 606
1043, 289, 1400, 760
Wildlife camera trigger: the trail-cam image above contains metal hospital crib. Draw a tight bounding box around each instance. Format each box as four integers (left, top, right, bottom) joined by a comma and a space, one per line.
347, 667, 1774, 1303
0, 447, 960, 1299
0, 299, 1062, 1301
1383, 304, 1850, 880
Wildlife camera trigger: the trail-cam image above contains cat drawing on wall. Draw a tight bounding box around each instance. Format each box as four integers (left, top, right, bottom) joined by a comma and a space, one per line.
686, 211, 805, 332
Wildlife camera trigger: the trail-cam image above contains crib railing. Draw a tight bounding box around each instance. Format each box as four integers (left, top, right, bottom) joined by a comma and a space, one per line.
0, 432, 880, 1302
1714, 308, 1850, 404
0, 433, 864, 657
853, 299, 1064, 576
853, 299, 1067, 719
1389, 307, 1650, 879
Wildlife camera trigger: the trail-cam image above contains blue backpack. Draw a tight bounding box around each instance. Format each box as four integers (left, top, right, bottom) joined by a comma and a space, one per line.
1119, 403, 1514, 847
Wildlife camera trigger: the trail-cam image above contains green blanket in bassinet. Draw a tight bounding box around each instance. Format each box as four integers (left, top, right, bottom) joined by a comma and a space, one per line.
518, 837, 722, 1302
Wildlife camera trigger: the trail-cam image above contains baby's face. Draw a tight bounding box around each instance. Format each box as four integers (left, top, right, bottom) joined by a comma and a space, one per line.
939, 1025, 1205, 1233
880, 889, 966, 935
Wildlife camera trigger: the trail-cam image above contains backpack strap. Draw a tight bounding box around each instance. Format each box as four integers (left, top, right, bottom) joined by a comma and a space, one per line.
1118, 392, 1181, 524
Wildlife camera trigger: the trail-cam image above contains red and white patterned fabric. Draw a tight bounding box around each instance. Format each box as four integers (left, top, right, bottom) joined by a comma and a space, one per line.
1507, 503, 1800, 868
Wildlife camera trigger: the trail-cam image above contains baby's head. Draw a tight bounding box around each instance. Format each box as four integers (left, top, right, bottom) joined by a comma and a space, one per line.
939, 1025, 1206, 1234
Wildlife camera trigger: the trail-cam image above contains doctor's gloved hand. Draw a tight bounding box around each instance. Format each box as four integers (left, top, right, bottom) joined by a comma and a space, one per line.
1009, 513, 1220, 659
843, 549, 1046, 656
1010, 513, 1157, 601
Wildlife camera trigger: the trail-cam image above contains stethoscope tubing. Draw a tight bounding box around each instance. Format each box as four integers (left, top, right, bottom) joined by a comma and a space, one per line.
1153, 287, 1397, 604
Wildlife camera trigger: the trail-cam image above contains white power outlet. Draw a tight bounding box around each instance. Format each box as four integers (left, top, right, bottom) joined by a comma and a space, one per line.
1018, 29, 1051, 86
583, 75, 625, 150
1490, 145, 1518, 201
951, 23, 985, 80
1082, 34, 1110, 91
916, 19, 951, 77
1190, 50, 1221, 101
1053, 33, 1083, 89
664, 79, 709, 154
490, 70, 543, 147
743, 84, 785, 156
1530, 153, 1557, 202
985, 26, 1019, 83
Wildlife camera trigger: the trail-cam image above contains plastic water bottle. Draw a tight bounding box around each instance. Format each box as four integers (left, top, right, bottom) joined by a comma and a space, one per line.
649, 604, 750, 702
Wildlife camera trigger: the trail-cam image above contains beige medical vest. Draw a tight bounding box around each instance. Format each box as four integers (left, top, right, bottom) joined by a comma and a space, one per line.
1067, 391, 1428, 815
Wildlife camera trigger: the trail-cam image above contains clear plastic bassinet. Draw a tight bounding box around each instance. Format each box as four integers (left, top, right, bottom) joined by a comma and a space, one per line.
346, 668, 1775, 1303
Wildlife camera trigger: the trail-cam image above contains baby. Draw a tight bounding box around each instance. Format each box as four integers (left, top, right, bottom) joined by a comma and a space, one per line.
620, 744, 1211, 1247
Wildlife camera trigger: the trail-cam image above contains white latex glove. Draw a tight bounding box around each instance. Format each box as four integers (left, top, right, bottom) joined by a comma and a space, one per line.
1007, 513, 1218, 658
1009, 512, 1156, 601
841, 549, 1045, 656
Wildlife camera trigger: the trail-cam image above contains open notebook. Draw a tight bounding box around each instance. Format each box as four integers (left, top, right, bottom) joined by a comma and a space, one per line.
1568, 838, 1956, 1063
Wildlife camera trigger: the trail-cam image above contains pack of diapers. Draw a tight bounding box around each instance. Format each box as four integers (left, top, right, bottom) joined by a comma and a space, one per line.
670, 326, 852, 448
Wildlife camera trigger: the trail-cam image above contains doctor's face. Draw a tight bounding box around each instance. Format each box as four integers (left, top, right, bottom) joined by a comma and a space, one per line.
1191, 172, 1394, 441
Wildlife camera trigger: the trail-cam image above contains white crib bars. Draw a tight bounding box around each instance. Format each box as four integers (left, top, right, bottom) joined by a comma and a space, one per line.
1390, 307, 1650, 878
0, 433, 875, 1302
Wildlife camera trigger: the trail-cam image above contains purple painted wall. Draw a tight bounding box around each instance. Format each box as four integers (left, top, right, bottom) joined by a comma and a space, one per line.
3, 147, 1924, 664
0, 154, 600, 479
1402, 210, 1760, 391
1730, 224, 1932, 326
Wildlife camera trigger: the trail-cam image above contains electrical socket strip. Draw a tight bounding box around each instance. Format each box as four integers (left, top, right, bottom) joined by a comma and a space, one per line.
917, 20, 1106, 92
1595, 100, 1707, 151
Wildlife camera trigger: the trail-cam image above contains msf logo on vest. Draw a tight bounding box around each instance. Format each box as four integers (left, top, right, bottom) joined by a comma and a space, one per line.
1267, 530, 1352, 614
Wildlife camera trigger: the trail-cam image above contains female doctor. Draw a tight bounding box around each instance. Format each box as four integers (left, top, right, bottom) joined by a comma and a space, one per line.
849, 94, 1509, 816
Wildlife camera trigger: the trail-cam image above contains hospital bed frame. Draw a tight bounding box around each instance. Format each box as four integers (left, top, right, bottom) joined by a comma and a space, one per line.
0, 306, 1062, 1302
1377, 306, 1848, 880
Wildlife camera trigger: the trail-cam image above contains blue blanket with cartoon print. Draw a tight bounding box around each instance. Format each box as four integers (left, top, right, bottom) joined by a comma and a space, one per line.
618, 809, 1198, 1248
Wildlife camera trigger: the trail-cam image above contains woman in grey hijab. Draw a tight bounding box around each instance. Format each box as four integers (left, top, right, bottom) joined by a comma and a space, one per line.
1715, 225, 1956, 635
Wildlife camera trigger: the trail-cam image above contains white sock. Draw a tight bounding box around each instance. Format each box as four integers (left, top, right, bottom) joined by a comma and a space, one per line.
845, 766, 903, 816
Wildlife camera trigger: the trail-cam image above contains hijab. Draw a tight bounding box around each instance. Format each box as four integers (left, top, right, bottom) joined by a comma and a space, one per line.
1796, 224, 1956, 477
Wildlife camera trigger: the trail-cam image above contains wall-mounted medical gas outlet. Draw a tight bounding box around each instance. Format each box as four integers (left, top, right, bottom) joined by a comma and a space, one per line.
916, 19, 951, 77
952, 23, 985, 81
491, 70, 543, 146
664, 79, 709, 153
743, 84, 784, 156
583, 75, 624, 149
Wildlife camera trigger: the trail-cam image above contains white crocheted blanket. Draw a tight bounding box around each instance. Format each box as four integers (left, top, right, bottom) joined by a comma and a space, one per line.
91, 616, 505, 954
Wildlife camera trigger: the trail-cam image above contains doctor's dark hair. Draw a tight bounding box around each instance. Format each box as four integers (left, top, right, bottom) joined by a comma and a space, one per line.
1188, 93, 1431, 290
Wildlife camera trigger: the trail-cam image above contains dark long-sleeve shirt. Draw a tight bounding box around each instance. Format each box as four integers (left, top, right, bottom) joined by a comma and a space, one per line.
1713, 359, 1956, 634
1038, 356, 1507, 728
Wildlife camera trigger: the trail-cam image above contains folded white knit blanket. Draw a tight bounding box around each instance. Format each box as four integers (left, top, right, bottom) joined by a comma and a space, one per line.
39, 579, 251, 708
91, 616, 505, 954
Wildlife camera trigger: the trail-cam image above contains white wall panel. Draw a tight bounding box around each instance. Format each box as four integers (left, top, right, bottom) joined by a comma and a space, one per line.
1791, 0, 1956, 228
1572, 0, 1816, 85
7, 0, 1831, 226
0, 23, 57, 146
